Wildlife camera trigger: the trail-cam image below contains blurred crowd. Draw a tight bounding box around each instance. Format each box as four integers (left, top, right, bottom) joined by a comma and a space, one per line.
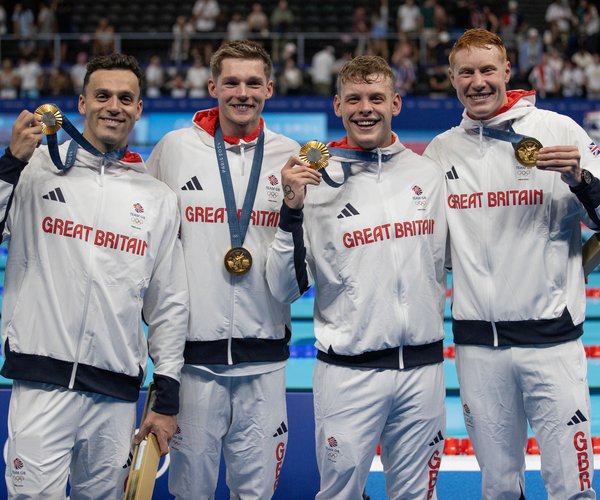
0, 0, 599, 99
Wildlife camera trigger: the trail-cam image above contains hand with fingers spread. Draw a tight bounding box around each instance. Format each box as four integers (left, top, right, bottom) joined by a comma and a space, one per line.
536, 145, 582, 187
9, 110, 42, 162
281, 155, 322, 210
134, 410, 177, 456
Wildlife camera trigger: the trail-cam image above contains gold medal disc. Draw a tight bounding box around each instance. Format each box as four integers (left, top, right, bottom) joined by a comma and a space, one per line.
34, 104, 63, 135
514, 137, 543, 167
224, 247, 253, 275
299, 141, 330, 170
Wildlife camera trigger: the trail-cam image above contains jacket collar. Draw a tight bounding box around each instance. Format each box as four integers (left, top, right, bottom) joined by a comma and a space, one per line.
63, 141, 146, 173
192, 107, 264, 145
460, 90, 537, 130
328, 134, 397, 150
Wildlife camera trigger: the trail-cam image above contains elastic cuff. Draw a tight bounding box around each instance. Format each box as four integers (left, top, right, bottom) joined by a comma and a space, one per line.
279, 202, 303, 232
570, 176, 596, 194
0, 148, 28, 185
571, 176, 600, 226
151, 374, 180, 415
4, 147, 27, 164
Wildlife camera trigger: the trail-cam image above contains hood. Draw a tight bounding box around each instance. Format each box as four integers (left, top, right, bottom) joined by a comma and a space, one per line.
192, 107, 266, 148
459, 90, 536, 131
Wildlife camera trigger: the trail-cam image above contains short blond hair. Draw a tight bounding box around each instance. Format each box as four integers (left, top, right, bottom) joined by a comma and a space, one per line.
449, 28, 508, 68
336, 55, 396, 94
210, 40, 272, 80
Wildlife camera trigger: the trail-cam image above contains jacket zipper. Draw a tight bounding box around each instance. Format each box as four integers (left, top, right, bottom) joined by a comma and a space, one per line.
227, 143, 246, 365
376, 152, 408, 361
69, 158, 107, 387
478, 123, 499, 346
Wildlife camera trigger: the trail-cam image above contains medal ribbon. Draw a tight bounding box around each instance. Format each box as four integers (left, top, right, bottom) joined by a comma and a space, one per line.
214, 125, 265, 249
474, 125, 532, 150
46, 112, 126, 170
328, 147, 394, 163
322, 147, 393, 188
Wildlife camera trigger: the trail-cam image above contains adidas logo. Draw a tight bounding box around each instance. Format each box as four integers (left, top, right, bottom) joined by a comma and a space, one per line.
122, 450, 133, 469
273, 421, 288, 437
428, 430, 444, 446
181, 176, 203, 191
446, 166, 459, 180
567, 409, 588, 426
42, 187, 65, 203
337, 203, 360, 219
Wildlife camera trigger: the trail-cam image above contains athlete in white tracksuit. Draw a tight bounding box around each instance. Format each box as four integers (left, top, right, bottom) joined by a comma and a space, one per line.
424, 28, 599, 500
0, 55, 188, 500
267, 56, 447, 500
0, 143, 188, 498
147, 99, 298, 497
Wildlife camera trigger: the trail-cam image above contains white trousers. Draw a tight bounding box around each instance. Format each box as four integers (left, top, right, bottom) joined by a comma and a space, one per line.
313, 361, 446, 500
456, 340, 596, 500
168, 367, 288, 500
5, 381, 135, 500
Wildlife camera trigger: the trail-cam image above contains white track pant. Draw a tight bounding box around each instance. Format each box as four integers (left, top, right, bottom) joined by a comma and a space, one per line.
168, 367, 288, 500
313, 361, 446, 500
456, 340, 595, 500
5, 381, 135, 500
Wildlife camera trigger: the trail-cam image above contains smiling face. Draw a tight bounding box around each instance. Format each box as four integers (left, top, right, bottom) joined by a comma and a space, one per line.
334, 73, 401, 150
78, 69, 142, 153
208, 57, 273, 138
449, 44, 510, 120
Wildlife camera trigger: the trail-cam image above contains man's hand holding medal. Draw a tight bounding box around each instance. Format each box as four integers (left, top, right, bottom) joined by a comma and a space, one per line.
536, 145, 582, 187
281, 141, 328, 210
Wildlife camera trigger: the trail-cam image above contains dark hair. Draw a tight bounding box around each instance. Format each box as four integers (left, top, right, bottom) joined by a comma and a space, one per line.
210, 40, 272, 80
82, 53, 144, 96
336, 55, 396, 94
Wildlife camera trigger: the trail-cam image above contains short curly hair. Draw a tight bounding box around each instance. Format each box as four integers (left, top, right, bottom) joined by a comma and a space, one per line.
336, 55, 396, 94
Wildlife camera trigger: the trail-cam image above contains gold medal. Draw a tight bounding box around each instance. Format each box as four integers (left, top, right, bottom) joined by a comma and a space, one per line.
224, 247, 253, 275
514, 137, 543, 167
34, 104, 63, 135
299, 141, 330, 170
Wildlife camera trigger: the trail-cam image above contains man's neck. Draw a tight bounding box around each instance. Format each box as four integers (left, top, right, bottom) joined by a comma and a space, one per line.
218, 117, 263, 145
82, 134, 121, 155
220, 120, 259, 140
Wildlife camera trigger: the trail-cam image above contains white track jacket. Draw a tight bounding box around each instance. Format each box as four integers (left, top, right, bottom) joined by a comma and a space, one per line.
267, 136, 447, 369
425, 91, 600, 347
147, 108, 298, 366
0, 142, 188, 413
